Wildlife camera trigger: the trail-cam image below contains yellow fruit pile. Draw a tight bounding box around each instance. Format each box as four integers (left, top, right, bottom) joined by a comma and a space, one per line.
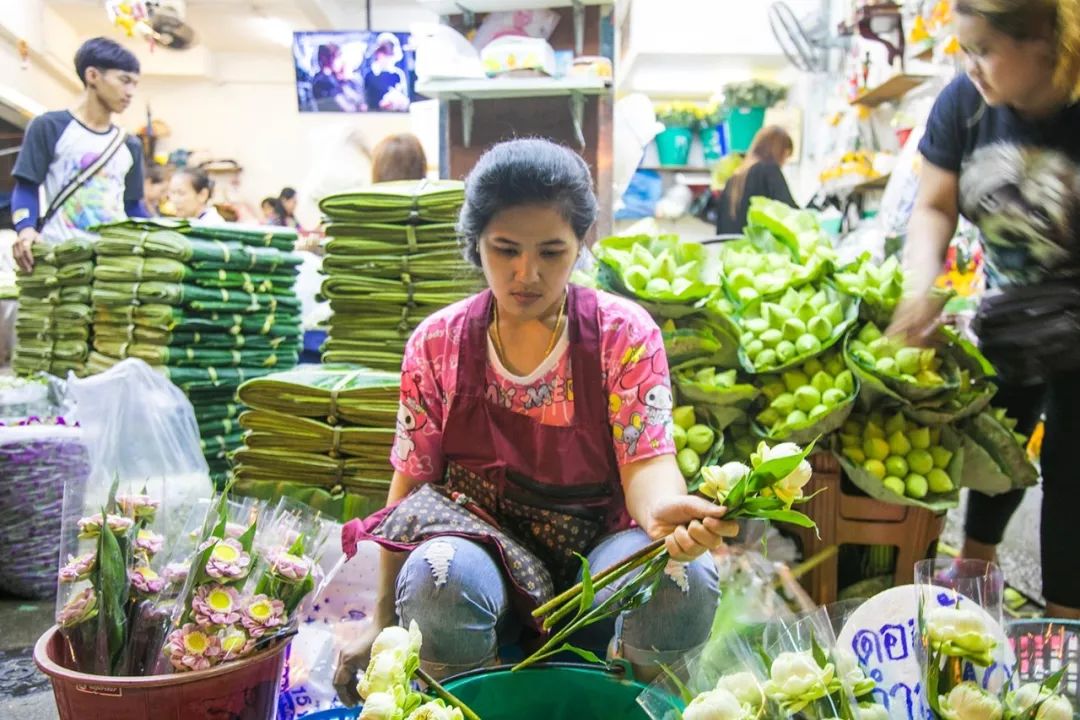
840, 412, 955, 500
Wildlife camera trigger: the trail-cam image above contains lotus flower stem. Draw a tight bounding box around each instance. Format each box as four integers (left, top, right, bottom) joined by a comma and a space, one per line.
416, 667, 482, 720
532, 539, 665, 619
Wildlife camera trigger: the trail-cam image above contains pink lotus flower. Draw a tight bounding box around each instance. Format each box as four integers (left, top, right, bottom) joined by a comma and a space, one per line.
130, 566, 165, 596
163, 561, 190, 585
269, 549, 311, 582
57, 587, 98, 627
165, 623, 223, 671
225, 522, 249, 539
116, 493, 159, 522
218, 625, 256, 660
58, 553, 96, 584
134, 529, 164, 557
205, 538, 252, 580
241, 594, 286, 638
77, 513, 134, 539
193, 584, 242, 627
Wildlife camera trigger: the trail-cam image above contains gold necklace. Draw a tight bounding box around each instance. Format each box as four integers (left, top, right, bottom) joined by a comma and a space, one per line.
491, 293, 567, 367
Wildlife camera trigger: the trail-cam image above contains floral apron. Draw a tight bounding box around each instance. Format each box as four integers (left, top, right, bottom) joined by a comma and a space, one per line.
342, 285, 629, 626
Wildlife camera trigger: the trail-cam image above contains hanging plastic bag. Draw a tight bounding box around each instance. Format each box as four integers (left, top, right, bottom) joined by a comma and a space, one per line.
67, 358, 212, 543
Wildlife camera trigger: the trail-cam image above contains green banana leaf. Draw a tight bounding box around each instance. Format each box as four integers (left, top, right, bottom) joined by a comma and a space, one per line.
92, 281, 299, 313
94, 304, 299, 337
843, 329, 960, 403
17, 261, 94, 290
95, 218, 299, 251
663, 322, 740, 369
29, 238, 94, 266
753, 392, 856, 445
231, 472, 390, 523
959, 410, 1039, 495
93, 322, 297, 350
94, 256, 297, 295
12, 353, 85, 377
16, 302, 92, 325
95, 225, 303, 273
737, 287, 859, 374
15, 319, 89, 342
832, 253, 904, 326
236, 364, 400, 426
14, 337, 88, 362
899, 328, 997, 424
835, 426, 962, 512
319, 179, 464, 223
323, 250, 480, 282
673, 367, 759, 408
92, 338, 297, 369
239, 410, 394, 458
745, 196, 824, 260
18, 286, 91, 305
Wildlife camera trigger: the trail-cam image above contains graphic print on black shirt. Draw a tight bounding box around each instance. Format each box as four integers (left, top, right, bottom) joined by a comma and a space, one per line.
919, 74, 1080, 288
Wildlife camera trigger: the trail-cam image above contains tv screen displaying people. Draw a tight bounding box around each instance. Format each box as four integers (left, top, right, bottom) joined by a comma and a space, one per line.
293, 31, 420, 113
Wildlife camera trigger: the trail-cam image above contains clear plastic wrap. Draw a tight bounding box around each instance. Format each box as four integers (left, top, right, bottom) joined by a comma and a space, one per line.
67, 358, 212, 543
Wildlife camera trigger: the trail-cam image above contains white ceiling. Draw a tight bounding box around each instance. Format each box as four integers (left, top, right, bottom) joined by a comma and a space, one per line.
44, 0, 432, 54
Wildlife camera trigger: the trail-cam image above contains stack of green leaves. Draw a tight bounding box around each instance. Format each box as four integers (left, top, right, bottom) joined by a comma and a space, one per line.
13, 239, 96, 376
89, 220, 304, 484
318, 180, 481, 372
232, 364, 400, 522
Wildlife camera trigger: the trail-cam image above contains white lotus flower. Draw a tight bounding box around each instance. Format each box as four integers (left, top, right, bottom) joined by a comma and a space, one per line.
358, 648, 409, 699
753, 442, 812, 504
1008, 683, 1054, 715
359, 690, 404, 720
924, 606, 996, 664
700, 463, 750, 503
938, 681, 1003, 720
858, 703, 890, 720
764, 651, 835, 710
714, 671, 764, 709
833, 648, 876, 698
1036, 694, 1074, 720
682, 688, 750, 720
372, 620, 423, 658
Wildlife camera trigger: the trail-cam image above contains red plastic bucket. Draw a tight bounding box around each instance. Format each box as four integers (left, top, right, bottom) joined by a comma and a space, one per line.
34, 624, 290, 720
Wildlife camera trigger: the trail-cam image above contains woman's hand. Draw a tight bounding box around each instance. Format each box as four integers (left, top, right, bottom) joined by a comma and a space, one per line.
887, 293, 947, 346
333, 619, 388, 707
643, 494, 739, 562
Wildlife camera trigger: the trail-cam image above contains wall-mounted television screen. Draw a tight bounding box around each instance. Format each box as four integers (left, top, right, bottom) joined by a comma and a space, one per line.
293, 31, 421, 113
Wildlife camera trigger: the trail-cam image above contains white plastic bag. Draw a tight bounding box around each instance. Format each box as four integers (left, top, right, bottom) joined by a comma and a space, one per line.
67, 358, 211, 542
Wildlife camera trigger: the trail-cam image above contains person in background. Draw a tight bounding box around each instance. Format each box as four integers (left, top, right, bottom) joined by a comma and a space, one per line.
363, 33, 410, 112
371, 133, 427, 183
278, 187, 302, 230
143, 164, 168, 217
311, 43, 361, 113
168, 168, 224, 224
260, 196, 284, 225
714, 125, 796, 235
888, 0, 1080, 619
11, 37, 145, 271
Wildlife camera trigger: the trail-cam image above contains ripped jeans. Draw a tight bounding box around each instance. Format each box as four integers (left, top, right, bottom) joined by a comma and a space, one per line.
394, 529, 720, 675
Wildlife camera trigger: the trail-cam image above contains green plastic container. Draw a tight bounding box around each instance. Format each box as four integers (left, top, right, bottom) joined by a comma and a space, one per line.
442, 663, 668, 719
726, 106, 766, 153
655, 127, 694, 166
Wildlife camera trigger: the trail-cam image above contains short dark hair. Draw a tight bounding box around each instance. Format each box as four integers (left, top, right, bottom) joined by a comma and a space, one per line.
74, 37, 140, 86
279, 187, 298, 201
175, 167, 213, 196
457, 138, 597, 267
146, 164, 167, 184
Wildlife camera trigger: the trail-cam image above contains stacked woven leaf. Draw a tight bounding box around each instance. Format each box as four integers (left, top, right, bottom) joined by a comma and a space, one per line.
13, 239, 96, 376
318, 180, 481, 372
233, 364, 399, 521
91, 219, 303, 484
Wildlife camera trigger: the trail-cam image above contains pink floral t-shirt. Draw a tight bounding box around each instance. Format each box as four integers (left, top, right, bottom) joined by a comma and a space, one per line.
391, 289, 676, 482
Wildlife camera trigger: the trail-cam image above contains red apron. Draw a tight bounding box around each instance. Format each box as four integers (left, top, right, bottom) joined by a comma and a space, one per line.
342, 285, 630, 624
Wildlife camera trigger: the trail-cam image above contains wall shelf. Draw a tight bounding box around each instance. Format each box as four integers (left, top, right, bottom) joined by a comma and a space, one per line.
417, 77, 611, 147
850, 73, 932, 108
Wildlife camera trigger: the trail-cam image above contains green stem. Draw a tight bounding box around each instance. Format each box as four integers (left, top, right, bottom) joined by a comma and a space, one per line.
416, 667, 482, 720
542, 544, 667, 630
531, 539, 665, 619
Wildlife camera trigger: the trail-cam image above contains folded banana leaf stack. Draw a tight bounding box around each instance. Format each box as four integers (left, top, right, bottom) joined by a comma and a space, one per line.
232, 364, 401, 521
13, 239, 96, 377
319, 179, 482, 372
91, 221, 305, 487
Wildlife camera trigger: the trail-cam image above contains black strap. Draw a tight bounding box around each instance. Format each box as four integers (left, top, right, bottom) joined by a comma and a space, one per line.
37, 128, 128, 232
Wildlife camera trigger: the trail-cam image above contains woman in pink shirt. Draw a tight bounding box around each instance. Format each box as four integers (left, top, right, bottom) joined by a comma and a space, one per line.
335, 139, 735, 701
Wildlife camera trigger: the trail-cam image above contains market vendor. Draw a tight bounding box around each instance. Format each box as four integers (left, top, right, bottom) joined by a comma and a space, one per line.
715, 125, 796, 235
890, 0, 1080, 618
167, 167, 225, 225
334, 139, 736, 703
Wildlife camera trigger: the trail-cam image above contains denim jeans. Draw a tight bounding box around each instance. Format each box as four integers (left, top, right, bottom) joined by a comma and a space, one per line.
394, 528, 720, 674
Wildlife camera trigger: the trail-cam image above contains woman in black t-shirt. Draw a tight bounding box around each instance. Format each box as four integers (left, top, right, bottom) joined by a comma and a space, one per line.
890, 0, 1080, 618
715, 125, 796, 235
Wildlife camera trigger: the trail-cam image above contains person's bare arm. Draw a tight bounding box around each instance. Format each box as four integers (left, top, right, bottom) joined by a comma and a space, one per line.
887, 161, 960, 344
